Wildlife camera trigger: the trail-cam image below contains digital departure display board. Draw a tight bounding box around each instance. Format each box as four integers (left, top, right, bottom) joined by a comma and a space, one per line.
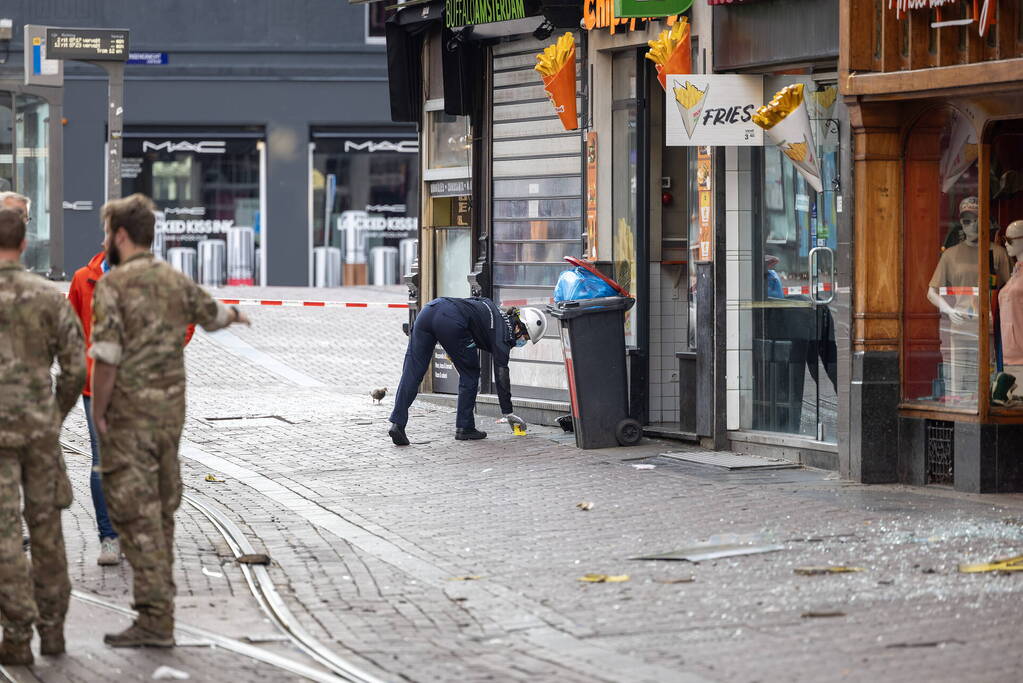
46, 28, 129, 61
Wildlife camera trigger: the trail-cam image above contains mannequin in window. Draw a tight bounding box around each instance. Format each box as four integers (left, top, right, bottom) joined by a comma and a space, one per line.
998, 219, 1023, 401
926, 196, 1010, 401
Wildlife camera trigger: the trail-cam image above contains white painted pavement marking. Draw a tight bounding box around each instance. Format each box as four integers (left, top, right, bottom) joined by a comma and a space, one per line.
200, 328, 326, 388
178, 441, 713, 683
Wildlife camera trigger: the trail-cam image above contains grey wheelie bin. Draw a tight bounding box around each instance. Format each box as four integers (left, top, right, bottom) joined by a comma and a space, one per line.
547, 296, 642, 449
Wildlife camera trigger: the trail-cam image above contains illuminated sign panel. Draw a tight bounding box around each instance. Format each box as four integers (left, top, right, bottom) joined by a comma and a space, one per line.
46, 27, 129, 61
615, 0, 692, 19
446, 0, 528, 28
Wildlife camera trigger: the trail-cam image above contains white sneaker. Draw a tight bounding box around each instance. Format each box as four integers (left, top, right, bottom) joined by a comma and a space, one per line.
97, 537, 121, 566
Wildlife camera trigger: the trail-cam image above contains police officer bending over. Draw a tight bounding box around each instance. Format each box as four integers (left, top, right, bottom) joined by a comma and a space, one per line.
388, 297, 547, 445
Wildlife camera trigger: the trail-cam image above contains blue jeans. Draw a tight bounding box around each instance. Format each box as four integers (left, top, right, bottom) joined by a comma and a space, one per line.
83, 396, 117, 541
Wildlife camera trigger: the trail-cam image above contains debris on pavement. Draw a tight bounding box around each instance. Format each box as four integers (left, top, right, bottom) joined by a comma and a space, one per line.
237, 553, 271, 565
630, 542, 784, 562
448, 575, 483, 581
152, 666, 191, 680
576, 501, 594, 511
201, 566, 223, 579
204, 474, 225, 483
885, 639, 966, 649
958, 555, 1023, 573
654, 577, 695, 584
794, 566, 865, 576
801, 611, 846, 619
578, 574, 630, 583
632, 464, 656, 470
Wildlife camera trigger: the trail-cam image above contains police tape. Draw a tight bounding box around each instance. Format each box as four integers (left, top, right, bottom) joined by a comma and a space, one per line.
218, 298, 409, 309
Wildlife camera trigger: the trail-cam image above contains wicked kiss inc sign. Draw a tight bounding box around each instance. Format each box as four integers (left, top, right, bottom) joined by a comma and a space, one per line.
665, 74, 764, 147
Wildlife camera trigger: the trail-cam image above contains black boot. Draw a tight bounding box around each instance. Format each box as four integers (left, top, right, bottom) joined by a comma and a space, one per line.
388, 423, 410, 446
38, 626, 65, 656
455, 428, 487, 441
0, 638, 33, 665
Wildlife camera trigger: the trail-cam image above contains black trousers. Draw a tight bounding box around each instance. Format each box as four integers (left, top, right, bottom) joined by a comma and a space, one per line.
390, 299, 481, 430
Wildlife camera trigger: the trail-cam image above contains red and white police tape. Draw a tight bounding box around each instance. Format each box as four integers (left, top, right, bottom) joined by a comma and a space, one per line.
218, 298, 409, 309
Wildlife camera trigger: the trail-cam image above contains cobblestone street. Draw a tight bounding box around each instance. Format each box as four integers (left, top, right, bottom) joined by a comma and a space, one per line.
9, 285, 1023, 683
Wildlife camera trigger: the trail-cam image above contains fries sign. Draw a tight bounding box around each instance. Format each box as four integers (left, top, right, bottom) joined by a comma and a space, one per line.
665, 75, 763, 147
752, 83, 823, 192
535, 33, 578, 131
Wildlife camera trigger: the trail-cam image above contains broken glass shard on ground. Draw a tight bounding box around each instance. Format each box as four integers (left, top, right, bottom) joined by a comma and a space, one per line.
630, 542, 784, 562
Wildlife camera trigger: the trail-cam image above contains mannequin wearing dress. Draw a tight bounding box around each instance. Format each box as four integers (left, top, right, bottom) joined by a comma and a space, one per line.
926, 197, 1011, 401
1000, 220, 1023, 399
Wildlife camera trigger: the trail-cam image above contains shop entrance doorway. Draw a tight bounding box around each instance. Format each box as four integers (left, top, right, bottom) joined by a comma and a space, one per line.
740, 78, 840, 443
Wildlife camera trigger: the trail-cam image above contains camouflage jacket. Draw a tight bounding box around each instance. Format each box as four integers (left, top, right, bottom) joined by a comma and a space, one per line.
0, 261, 86, 447
90, 252, 232, 428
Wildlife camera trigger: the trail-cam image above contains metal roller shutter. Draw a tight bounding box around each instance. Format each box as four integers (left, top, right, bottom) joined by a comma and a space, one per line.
490, 35, 584, 402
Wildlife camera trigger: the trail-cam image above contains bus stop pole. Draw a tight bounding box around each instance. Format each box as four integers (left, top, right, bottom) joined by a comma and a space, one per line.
90, 61, 124, 202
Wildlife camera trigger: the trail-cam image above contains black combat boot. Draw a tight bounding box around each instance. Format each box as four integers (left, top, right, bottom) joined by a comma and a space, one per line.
38, 626, 65, 656
388, 423, 410, 446
455, 427, 487, 441
0, 638, 33, 665
104, 622, 174, 648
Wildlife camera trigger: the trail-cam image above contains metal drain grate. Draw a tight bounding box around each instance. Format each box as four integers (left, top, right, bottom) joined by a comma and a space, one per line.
925, 420, 954, 485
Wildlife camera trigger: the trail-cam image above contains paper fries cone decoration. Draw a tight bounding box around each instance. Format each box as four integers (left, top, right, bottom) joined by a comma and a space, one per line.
535, 33, 578, 131
939, 110, 977, 193
645, 18, 692, 92
673, 80, 709, 140
752, 84, 823, 193
810, 85, 837, 120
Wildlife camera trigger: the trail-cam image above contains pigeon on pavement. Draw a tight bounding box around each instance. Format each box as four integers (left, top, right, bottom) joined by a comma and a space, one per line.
371, 388, 387, 404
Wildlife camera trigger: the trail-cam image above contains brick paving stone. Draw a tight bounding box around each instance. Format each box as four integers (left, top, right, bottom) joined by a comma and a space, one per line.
48, 285, 1023, 683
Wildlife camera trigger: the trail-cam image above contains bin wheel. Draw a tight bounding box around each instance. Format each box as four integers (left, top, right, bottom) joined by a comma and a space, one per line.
615, 419, 642, 446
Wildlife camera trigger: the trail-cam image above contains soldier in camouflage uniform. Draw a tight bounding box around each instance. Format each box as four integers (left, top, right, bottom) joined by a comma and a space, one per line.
0, 209, 86, 665
89, 194, 250, 648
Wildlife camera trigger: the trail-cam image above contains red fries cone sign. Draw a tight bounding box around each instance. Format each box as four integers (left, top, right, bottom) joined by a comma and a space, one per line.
645, 18, 691, 91
535, 33, 578, 131
752, 83, 823, 193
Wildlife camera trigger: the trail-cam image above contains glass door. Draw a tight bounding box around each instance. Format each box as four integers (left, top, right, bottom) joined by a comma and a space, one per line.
431, 200, 473, 395
744, 77, 839, 443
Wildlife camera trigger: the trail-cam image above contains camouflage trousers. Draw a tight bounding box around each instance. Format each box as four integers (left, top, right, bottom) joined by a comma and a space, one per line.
100, 423, 183, 635
0, 432, 71, 644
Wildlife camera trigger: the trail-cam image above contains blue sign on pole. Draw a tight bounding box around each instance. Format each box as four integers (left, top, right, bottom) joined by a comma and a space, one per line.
127, 52, 168, 65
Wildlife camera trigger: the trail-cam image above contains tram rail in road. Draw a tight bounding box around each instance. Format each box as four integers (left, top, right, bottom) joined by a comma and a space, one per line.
54, 439, 387, 683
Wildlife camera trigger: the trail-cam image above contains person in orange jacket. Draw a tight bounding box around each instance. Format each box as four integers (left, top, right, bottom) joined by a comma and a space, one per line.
67, 252, 195, 566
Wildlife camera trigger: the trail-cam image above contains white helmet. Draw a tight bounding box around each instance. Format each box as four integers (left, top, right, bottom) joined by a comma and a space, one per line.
519, 307, 548, 344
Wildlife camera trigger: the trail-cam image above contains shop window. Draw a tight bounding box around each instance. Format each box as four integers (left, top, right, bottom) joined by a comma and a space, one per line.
14, 95, 51, 275
366, 3, 391, 45
902, 107, 991, 411
988, 119, 1023, 411
311, 134, 418, 287
424, 100, 470, 179
0, 93, 51, 274
122, 134, 262, 286
612, 50, 639, 346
